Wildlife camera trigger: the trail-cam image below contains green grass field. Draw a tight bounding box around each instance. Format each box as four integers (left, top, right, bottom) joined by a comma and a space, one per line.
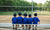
0, 11, 50, 15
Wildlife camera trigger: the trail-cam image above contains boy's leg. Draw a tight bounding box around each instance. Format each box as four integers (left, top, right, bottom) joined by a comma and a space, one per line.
16, 24, 17, 30
29, 25, 31, 30
26, 25, 28, 30
22, 25, 24, 30
13, 24, 14, 30
17, 24, 19, 30
32, 25, 34, 30
18, 24, 19, 28
35, 25, 37, 30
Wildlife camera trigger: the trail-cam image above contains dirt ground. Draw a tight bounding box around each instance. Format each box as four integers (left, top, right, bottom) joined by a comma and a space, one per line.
0, 15, 50, 24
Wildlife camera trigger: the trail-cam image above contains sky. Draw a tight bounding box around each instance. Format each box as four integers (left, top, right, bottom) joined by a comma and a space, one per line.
25, 0, 50, 4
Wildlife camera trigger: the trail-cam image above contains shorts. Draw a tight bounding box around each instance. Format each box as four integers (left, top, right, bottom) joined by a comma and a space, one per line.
12, 22, 17, 24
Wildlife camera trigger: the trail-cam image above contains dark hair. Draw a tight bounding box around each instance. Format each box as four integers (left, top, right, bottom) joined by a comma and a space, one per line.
34, 13, 37, 16
23, 13, 27, 16
18, 12, 22, 15
13, 13, 16, 16
29, 14, 31, 17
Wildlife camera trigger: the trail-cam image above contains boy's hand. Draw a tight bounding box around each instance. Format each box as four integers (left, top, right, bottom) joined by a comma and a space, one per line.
38, 22, 40, 24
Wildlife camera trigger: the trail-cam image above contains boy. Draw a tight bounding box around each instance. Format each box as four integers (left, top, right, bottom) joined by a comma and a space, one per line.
28, 14, 33, 30
32, 13, 40, 30
22, 13, 28, 30
12, 13, 18, 30
17, 12, 23, 27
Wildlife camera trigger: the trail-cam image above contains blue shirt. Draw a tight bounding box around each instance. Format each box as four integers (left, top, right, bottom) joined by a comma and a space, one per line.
12, 17, 18, 24
32, 17, 40, 24
28, 18, 33, 24
17, 16, 23, 24
23, 17, 28, 24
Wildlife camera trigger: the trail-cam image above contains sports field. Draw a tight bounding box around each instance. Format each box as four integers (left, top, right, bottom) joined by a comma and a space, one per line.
0, 11, 50, 30
0, 15, 50, 24
0, 11, 50, 24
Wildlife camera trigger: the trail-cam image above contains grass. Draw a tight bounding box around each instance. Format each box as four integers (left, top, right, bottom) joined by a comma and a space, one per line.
0, 12, 14, 15
0, 11, 50, 15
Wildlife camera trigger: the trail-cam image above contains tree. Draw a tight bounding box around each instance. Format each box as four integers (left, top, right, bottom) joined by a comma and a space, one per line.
37, 3, 43, 11
0, 0, 37, 11
43, 1, 50, 11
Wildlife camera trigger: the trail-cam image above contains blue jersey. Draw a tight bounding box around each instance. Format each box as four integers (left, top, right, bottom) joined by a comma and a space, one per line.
23, 17, 28, 24
32, 17, 40, 24
17, 16, 23, 24
12, 17, 18, 24
28, 18, 33, 24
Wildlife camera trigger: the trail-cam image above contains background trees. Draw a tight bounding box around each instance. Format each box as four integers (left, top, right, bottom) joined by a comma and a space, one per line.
0, 0, 50, 11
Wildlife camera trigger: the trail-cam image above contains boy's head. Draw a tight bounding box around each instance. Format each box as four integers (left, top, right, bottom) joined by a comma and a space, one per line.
29, 14, 31, 17
18, 12, 22, 16
23, 13, 27, 17
34, 13, 37, 16
13, 13, 16, 17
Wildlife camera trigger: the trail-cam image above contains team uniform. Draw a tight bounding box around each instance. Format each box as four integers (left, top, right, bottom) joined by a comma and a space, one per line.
12, 13, 18, 30
12, 17, 18, 24
32, 17, 40, 24
22, 13, 28, 30
23, 17, 28, 24
28, 18, 33, 24
17, 16, 23, 24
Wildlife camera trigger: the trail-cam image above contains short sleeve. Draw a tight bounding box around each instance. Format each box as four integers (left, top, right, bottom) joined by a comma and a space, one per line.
37, 18, 40, 22
22, 18, 23, 22
32, 18, 34, 22
16, 18, 18, 23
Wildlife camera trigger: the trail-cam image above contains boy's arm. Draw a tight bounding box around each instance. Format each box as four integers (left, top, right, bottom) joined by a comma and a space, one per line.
37, 18, 40, 24
16, 18, 18, 23
38, 22, 40, 24
22, 18, 23, 24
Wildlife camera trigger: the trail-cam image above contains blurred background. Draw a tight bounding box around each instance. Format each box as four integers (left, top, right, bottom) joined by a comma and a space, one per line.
0, 0, 50, 24
0, 0, 50, 30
